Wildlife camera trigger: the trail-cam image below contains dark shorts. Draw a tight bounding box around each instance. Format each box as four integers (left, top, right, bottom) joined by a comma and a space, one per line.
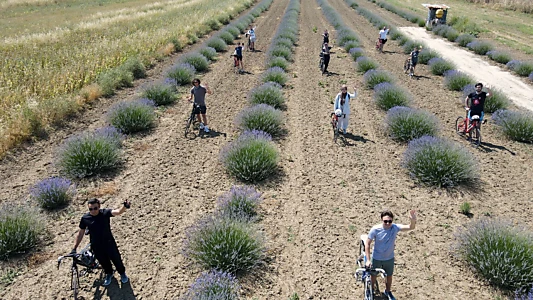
380, 38, 388, 44
236, 55, 243, 61
371, 257, 394, 276
411, 60, 418, 67
194, 105, 207, 114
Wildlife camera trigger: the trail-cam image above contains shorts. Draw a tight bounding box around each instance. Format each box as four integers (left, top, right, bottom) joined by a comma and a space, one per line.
371, 257, 394, 276
236, 55, 243, 61
194, 105, 207, 114
250, 36, 256, 43
468, 110, 484, 122
380, 38, 388, 44
411, 60, 418, 67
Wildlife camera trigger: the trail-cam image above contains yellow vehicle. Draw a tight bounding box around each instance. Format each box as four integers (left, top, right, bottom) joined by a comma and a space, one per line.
423, 3, 450, 27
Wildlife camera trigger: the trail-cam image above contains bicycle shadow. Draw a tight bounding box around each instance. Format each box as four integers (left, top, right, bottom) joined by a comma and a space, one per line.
92, 274, 137, 300
337, 132, 373, 146
199, 128, 228, 139
413, 75, 431, 80
477, 141, 516, 155
323, 71, 341, 77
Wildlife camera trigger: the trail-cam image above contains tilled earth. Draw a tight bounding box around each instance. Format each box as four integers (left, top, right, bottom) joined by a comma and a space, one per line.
1, 0, 533, 299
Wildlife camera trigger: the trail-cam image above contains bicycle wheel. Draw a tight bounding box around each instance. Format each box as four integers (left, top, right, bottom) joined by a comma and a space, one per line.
455, 117, 465, 135
364, 277, 374, 300
184, 115, 194, 137
333, 123, 338, 142
404, 60, 409, 73
71, 265, 80, 300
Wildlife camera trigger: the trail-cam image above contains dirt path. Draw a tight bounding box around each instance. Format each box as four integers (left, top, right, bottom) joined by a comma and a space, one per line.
0, 0, 289, 298
399, 27, 533, 111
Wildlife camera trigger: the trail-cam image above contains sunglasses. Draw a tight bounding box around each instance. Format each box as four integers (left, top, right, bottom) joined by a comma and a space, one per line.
383, 220, 393, 224
88, 207, 100, 211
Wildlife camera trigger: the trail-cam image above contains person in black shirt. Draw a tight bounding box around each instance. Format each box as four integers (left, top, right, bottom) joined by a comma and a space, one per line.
408, 46, 422, 76
72, 198, 131, 286
322, 29, 329, 44
321, 42, 331, 75
465, 82, 492, 125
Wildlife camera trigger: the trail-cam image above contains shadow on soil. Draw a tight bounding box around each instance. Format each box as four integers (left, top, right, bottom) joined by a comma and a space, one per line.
92, 273, 137, 300
186, 128, 228, 140
336, 132, 374, 146
478, 141, 516, 155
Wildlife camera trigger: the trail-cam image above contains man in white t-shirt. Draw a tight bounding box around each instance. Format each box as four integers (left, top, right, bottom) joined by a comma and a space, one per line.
246, 26, 257, 51
378, 26, 390, 53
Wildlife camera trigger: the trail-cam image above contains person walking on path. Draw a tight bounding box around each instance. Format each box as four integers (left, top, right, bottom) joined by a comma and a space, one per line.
321, 42, 331, 75
364, 210, 417, 300
188, 78, 213, 133
72, 198, 132, 286
378, 26, 390, 53
333, 84, 357, 134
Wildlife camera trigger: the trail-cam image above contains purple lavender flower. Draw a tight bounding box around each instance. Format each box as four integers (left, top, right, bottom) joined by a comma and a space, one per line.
349, 47, 364, 60
182, 216, 265, 274
529, 72, 533, 83
373, 83, 410, 110
216, 186, 262, 222
428, 57, 444, 66
385, 106, 438, 142
492, 109, 533, 143
106, 99, 156, 133
506, 59, 521, 70
183, 270, 240, 300
364, 69, 393, 89
30, 177, 75, 209
168, 63, 196, 86
94, 126, 124, 147
403, 136, 478, 187
516, 285, 533, 300
454, 218, 533, 291
443, 70, 474, 91
235, 104, 284, 136
248, 82, 285, 109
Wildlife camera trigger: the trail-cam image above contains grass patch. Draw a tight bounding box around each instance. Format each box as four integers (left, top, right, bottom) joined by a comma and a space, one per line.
0, 206, 43, 259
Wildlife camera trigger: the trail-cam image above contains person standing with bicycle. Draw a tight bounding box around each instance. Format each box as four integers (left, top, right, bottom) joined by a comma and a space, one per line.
364, 210, 417, 300
321, 42, 331, 75
465, 82, 492, 127
322, 29, 329, 44
188, 78, 213, 133
378, 26, 390, 53
332, 84, 357, 134
72, 198, 131, 286
234, 42, 244, 73
246, 25, 256, 51
408, 46, 421, 76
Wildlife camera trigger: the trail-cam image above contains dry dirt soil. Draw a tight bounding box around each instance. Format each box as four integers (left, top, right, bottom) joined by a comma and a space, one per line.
1, 0, 533, 299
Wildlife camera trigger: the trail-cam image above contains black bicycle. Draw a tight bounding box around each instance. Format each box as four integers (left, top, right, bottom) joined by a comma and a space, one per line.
404, 58, 414, 77
319, 53, 325, 73
185, 103, 201, 137
57, 243, 100, 300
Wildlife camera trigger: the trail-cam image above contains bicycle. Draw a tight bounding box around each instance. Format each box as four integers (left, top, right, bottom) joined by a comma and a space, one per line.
185, 103, 201, 137
331, 110, 345, 143
455, 109, 482, 147
319, 53, 325, 73
355, 234, 387, 300
245, 34, 252, 52
404, 58, 414, 78
376, 39, 383, 53
57, 243, 100, 300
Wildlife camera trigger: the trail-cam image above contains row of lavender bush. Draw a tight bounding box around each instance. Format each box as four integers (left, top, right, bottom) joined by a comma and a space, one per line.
0, 0, 276, 265
182, 1, 297, 297
349, 0, 533, 296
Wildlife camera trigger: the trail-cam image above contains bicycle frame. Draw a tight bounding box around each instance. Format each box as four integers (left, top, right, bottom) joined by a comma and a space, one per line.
57, 244, 99, 300
456, 112, 481, 146
185, 103, 201, 136
355, 234, 387, 300
331, 113, 345, 142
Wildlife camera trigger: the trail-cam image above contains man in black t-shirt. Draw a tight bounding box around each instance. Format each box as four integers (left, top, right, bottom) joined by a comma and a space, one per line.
465, 82, 492, 125
72, 198, 131, 286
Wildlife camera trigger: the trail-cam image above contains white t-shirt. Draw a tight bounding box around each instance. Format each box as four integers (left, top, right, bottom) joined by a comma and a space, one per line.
379, 29, 389, 40
247, 28, 256, 38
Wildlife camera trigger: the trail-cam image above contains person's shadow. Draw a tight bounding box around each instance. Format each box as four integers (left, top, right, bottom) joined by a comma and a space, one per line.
92, 274, 137, 300
186, 128, 227, 140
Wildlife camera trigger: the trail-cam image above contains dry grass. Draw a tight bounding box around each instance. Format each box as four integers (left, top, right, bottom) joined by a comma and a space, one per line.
462, 0, 533, 13
88, 181, 119, 198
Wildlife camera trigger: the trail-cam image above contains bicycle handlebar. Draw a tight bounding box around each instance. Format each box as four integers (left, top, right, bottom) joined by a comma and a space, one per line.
355, 267, 387, 278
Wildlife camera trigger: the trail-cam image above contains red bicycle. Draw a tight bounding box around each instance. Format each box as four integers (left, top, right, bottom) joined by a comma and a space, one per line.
455, 109, 482, 147
331, 110, 345, 143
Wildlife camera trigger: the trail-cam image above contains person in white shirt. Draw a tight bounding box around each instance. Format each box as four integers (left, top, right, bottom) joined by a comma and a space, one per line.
246, 26, 257, 51
333, 84, 357, 134
378, 26, 390, 53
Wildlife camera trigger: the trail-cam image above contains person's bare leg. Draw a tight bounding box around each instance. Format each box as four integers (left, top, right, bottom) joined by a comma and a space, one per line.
385, 275, 393, 292
201, 114, 208, 126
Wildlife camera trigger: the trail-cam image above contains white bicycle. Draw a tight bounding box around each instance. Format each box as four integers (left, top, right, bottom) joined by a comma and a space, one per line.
355, 234, 387, 300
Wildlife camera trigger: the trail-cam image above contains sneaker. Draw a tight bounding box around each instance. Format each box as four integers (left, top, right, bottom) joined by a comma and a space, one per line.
343, 129, 347, 135
103, 274, 113, 286
199, 123, 204, 130
384, 291, 396, 300
204, 125, 210, 133
120, 273, 129, 284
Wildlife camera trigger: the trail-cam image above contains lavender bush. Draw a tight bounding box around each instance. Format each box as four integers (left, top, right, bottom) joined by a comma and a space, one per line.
455, 34, 475, 47
220, 130, 279, 182
364, 70, 394, 89
206, 38, 228, 52
218, 32, 235, 45
349, 48, 364, 61
168, 63, 196, 86
30, 177, 75, 209
403, 136, 478, 187
486, 50, 512, 64
56, 127, 123, 178
454, 219, 533, 291
385, 107, 439, 142
356, 56, 378, 73
0, 206, 43, 259
462, 84, 509, 113
516, 285, 533, 300
216, 186, 262, 222
249, 82, 285, 109
262, 67, 288, 86
466, 40, 493, 55
142, 80, 177, 105
181, 53, 210, 72
493, 110, 533, 143
444, 70, 474, 91
402, 40, 424, 54
269, 45, 293, 62
343, 41, 360, 52
373, 83, 411, 110
183, 270, 240, 300
235, 104, 284, 137
107, 99, 156, 134
506, 60, 521, 70
510, 61, 533, 77
428, 58, 455, 76
267, 57, 289, 71
418, 49, 440, 65
337, 28, 359, 48
182, 216, 265, 274
226, 26, 241, 38
273, 37, 293, 50
529, 72, 533, 83
199, 47, 218, 61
